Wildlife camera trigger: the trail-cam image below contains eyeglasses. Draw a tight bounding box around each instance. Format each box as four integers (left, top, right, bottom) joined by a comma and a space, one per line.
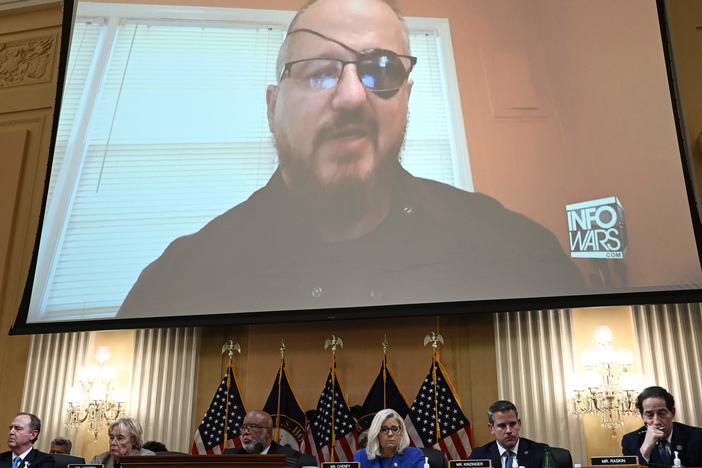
380, 425, 401, 434
240, 424, 271, 433
282, 51, 416, 96
280, 28, 417, 99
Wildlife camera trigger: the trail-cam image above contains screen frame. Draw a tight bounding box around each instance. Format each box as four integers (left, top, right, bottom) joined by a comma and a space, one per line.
9, 0, 702, 335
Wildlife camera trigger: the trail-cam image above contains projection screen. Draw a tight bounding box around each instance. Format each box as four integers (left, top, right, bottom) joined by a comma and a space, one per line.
11, 0, 702, 333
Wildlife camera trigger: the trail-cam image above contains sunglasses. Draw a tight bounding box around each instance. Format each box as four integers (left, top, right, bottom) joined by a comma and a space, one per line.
280, 29, 417, 99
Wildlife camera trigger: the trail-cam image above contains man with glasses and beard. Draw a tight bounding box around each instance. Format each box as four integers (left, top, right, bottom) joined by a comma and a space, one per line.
223, 411, 315, 468
118, 0, 583, 319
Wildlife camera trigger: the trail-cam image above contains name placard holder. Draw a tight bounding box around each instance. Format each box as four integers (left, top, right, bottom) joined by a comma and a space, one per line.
450, 460, 492, 468
590, 456, 639, 466
323, 462, 361, 468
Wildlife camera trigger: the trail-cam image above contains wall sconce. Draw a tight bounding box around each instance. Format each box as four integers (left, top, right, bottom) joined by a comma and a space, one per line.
65, 346, 127, 439
571, 326, 643, 436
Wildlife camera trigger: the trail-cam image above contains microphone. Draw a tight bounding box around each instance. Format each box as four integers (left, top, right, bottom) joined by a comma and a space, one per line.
254, 442, 265, 454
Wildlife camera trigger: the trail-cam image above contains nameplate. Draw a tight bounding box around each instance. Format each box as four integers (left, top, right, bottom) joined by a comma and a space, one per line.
323, 462, 361, 468
450, 459, 492, 468
590, 456, 639, 465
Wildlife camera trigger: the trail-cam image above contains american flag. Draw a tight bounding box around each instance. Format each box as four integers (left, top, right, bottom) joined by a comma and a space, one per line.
407, 358, 473, 460
192, 366, 247, 454
301, 368, 357, 462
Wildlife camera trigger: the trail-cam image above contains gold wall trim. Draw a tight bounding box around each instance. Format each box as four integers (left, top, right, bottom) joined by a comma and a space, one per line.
0, 34, 56, 88
0, 0, 62, 16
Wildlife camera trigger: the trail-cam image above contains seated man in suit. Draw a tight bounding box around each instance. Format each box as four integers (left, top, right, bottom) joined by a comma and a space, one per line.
621, 386, 702, 466
224, 410, 316, 467
1, 413, 55, 467
49, 437, 72, 455
469, 400, 546, 468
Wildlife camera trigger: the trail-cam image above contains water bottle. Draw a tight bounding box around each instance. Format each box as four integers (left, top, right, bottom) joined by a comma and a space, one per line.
541, 446, 555, 468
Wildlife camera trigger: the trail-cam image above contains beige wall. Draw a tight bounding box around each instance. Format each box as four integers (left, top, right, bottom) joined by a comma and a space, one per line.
2, 0, 702, 462
0, 0, 63, 438
665, 0, 702, 199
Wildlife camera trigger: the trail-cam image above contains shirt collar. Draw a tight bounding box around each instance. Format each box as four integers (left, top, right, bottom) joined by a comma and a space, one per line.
13, 447, 33, 462
496, 440, 519, 458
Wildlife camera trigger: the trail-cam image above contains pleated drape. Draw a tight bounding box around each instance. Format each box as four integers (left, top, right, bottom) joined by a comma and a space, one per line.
128, 327, 200, 452
632, 303, 702, 426
494, 309, 585, 464
21, 332, 90, 450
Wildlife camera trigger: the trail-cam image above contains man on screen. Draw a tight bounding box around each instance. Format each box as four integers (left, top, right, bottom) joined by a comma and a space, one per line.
118, 0, 583, 318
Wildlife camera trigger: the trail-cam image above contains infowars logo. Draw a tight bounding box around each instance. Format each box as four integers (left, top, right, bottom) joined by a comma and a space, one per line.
566, 196, 627, 259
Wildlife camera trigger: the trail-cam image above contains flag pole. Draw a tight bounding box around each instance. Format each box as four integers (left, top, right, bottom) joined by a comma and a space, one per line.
424, 331, 444, 446
221, 340, 241, 451
382, 334, 389, 408
275, 339, 286, 443
325, 335, 343, 461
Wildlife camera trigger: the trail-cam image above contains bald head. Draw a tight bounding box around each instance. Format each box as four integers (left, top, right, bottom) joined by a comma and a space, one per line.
246, 410, 273, 427
277, 0, 410, 78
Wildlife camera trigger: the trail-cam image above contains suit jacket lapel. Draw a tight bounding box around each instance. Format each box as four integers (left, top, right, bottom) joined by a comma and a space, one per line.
0, 452, 12, 468
517, 437, 534, 468
23, 448, 36, 465
671, 423, 684, 458
488, 442, 502, 468
518, 439, 529, 467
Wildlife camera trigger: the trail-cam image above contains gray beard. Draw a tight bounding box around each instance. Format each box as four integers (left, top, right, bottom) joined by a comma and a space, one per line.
272, 131, 406, 225
243, 441, 265, 454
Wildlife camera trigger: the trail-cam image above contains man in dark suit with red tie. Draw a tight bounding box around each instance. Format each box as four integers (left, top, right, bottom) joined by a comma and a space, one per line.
0, 413, 54, 468
469, 401, 546, 468
621, 386, 702, 466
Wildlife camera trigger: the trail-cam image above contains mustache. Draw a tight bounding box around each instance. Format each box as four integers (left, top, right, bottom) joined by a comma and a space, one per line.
313, 111, 379, 148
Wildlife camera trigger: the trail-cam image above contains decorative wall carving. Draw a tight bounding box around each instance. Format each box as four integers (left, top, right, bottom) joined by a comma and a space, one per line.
0, 35, 55, 88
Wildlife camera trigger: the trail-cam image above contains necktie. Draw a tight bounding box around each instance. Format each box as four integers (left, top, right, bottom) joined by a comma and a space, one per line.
12, 456, 22, 468
657, 441, 672, 466
505, 451, 514, 468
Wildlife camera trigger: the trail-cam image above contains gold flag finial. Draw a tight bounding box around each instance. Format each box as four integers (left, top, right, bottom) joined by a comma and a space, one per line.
324, 334, 343, 354
280, 339, 286, 361
222, 340, 241, 359
382, 333, 389, 355
423, 331, 444, 351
